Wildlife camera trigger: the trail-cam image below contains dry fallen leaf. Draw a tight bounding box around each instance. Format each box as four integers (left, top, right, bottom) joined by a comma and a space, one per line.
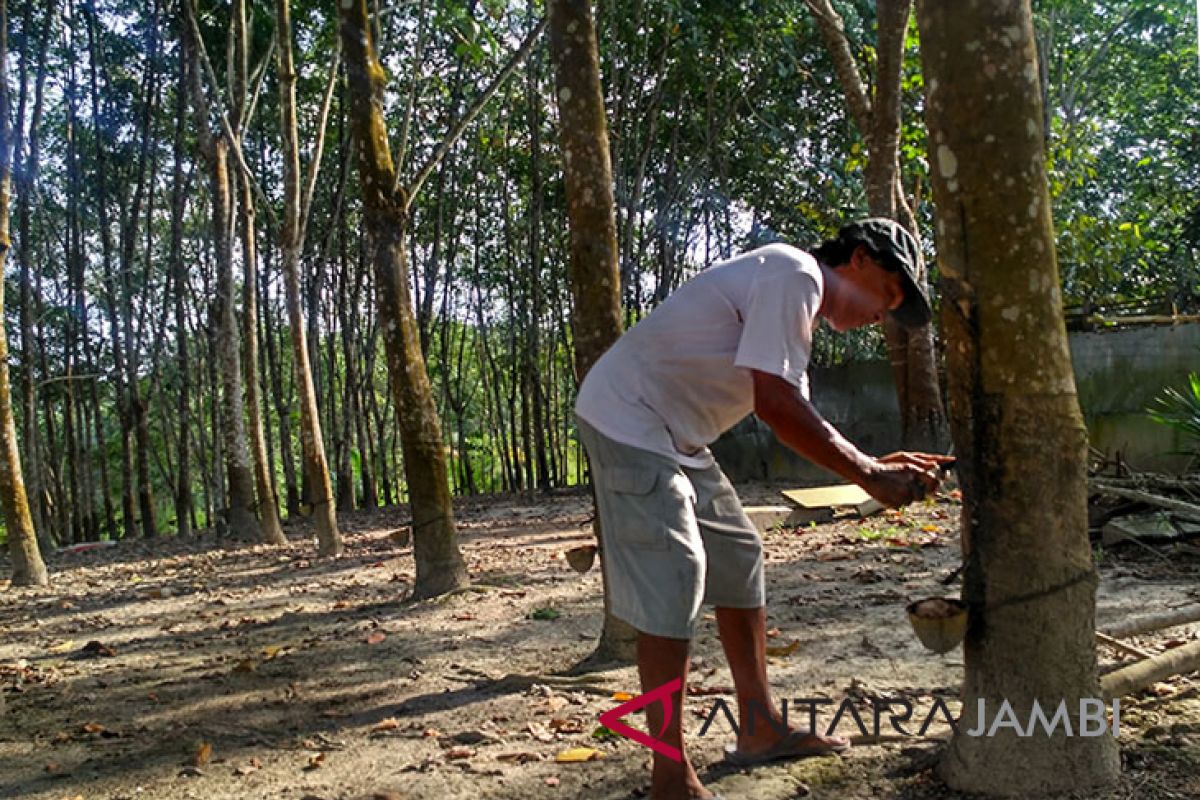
365, 631, 387, 646
554, 746, 604, 763
766, 640, 801, 658
611, 691, 633, 702
544, 776, 561, 787
370, 718, 401, 734
304, 752, 326, 770
262, 645, 284, 660
48, 640, 75, 654
193, 742, 213, 767
233, 659, 259, 673
444, 746, 475, 760
81, 722, 106, 735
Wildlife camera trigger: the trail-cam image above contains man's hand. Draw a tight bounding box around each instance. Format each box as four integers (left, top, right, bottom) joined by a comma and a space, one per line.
863, 452, 956, 508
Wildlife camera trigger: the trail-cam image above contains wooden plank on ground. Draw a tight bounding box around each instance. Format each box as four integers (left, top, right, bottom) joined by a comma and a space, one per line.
781, 484, 873, 509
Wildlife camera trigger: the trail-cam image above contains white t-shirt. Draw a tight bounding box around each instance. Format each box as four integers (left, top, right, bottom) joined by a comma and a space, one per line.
575, 243, 824, 467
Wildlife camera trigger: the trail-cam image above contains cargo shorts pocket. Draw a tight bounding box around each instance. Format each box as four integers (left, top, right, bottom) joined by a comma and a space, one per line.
604, 466, 672, 552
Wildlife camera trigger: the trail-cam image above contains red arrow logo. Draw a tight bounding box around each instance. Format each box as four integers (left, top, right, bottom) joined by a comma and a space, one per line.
598, 678, 683, 762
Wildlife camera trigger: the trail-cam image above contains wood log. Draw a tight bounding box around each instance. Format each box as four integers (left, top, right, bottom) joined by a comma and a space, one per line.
1089, 483, 1200, 524
1100, 639, 1200, 700
1101, 604, 1200, 638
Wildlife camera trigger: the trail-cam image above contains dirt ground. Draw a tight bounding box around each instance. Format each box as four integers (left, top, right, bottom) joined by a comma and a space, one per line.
2, 484, 1199, 800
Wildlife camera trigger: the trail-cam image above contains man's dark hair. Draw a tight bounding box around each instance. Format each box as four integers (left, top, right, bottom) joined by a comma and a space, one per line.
812, 237, 868, 269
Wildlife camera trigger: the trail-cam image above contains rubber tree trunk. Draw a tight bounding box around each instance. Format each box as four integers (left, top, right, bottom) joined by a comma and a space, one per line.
211, 140, 263, 542
169, 43, 193, 537
237, 171, 287, 545
0, 0, 49, 586
338, 0, 468, 598
548, 0, 636, 665
917, 1, 1120, 794
273, 0, 341, 555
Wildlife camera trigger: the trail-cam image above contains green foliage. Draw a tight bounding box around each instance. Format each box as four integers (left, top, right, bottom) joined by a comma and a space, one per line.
1147, 372, 1200, 457
1037, 0, 1200, 309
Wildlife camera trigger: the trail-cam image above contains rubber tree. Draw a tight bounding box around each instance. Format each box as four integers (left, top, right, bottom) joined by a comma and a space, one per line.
274, 0, 342, 556
917, 0, 1120, 794
547, 0, 636, 664
0, 0, 49, 587
337, 0, 546, 597
805, 0, 947, 451
228, 0, 287, 546
181, 0, 264, 543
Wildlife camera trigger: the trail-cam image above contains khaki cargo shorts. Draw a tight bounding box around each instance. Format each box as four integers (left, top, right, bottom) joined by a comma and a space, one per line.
577, 418, 765, 640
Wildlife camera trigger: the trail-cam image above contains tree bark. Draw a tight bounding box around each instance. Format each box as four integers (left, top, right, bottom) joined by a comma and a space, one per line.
917, 1, 1120, 793
236, 169, 287, 545
547, 0, 636, 664
169, 42, 193, 537
273, 0, 340, 553
0, 0, 48, 586
337, 0, 468, 597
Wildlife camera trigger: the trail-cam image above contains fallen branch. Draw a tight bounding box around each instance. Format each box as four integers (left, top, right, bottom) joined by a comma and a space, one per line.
1100, 604, 1200, 638
1092, 475, 1200, 494
1089, 483, 1200, 524
1094, 631, 1153, 661
1100, 639, 1200, 700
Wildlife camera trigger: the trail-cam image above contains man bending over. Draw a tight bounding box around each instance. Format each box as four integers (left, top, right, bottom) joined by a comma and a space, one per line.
576, 218, 953, 800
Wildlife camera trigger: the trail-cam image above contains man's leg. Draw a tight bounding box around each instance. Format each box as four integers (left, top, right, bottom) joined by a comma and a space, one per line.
716, 606, 849, 755
638, 633, 714, 800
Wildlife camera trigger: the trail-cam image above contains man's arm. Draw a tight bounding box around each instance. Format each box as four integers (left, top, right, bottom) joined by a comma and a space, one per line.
751, 370, 945, 507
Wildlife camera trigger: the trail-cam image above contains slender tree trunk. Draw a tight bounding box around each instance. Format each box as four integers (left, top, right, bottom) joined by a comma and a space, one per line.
263, 245, 300, 519
14, 1, 55, 545
917, 1, 1120, 794
181, 0, 262, 542
236, 170, 287, 545
170, 44, 193, 536
223, 0, 285, 547
210, 143, 263, 541
122, 4, 161, 538
84, 0, 137, 539
548, 0, 635, 664
338, 0, 468, 597
0, 0, 48, 586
